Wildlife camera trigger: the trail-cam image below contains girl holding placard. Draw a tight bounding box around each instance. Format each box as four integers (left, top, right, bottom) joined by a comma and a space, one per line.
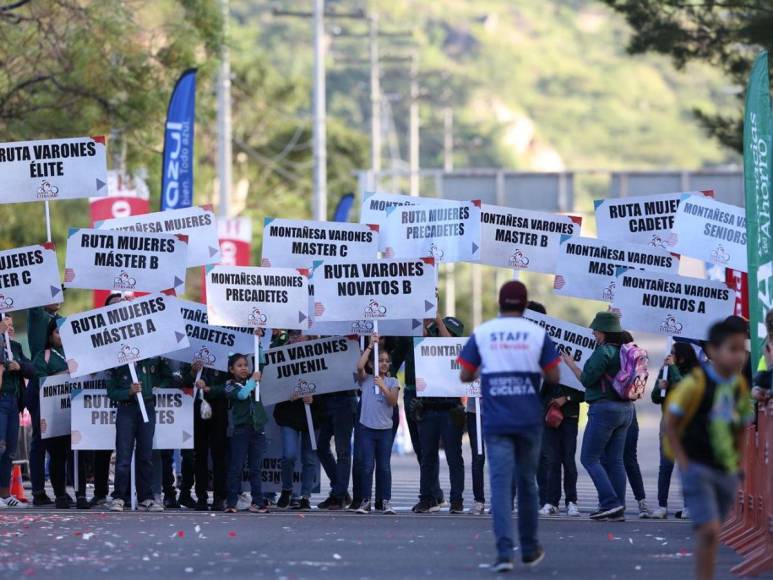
354, 333, 400, 515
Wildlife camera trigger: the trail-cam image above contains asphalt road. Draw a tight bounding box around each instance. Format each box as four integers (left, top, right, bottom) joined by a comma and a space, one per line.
0, 510, 754, 579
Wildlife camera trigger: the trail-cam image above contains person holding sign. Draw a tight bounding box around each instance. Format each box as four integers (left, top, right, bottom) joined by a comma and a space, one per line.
0, 316, 33, 509
354, 333, 400, 515
273, 333, 324, 511
107, 357, 176, 512
27, 303, 63, 360
32, 319, 89, 509
562, 312, 631, 522
650, 342, 700, 520
223, 353, 269, 513
458, 281, 560, 573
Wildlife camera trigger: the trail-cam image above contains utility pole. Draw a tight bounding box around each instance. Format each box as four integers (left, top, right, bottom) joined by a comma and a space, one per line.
443, 106, 454, 171
369, 14, 381, 176
409, 52, 420, 197
311, 0, 326, 220
216, 0, 232, 218
272, 4, 366, 220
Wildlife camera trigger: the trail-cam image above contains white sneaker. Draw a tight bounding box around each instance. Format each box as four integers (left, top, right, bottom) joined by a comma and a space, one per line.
381, 500, 396, 515
236, 492, 251, 511
2, 496, 28, 509
469, 501, 485, 515
139, 499, 164, 512
110, 498, 125, 512
538, 503, 558, 516
638, 499, 652, 519
566, 502, 581, 517
0, 497, 8, 509
677, 507, 690, 520
356, 500, 372, 514
651, 506, 668, 519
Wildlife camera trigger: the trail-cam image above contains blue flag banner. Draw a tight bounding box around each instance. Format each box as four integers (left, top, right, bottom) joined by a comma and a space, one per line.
333, 193, 355, 222
161, 68, 197, 211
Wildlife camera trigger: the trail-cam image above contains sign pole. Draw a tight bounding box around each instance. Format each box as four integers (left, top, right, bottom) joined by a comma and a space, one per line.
130, 450, 137, 511
373, 320, 380, 394
1, 313, 13, 362
193, 367, 203, 401
128, 362, 150, 423
474, 397, 483, 456
44, 200, 52, 242
73, 450, 79, 496
304, 403, 317, 451
254, 332, 261, 401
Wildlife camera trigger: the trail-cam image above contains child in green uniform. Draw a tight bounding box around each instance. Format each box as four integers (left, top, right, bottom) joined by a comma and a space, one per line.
223, 353, 268, 513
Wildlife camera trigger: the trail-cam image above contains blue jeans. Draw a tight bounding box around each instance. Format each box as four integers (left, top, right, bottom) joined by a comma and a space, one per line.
581, 400, 633, 510
316, 395, 356, 498
227, 425, 265, 508
281, 426, 318, 498
538, 417, 578, 507
0, 393, 20, 489
487, 430, 542, 560
358, 425, 393, 502
419, 408, 464, 503
622, 410, 646, 501
114, 402, 156, 503
466, 412, 486, 503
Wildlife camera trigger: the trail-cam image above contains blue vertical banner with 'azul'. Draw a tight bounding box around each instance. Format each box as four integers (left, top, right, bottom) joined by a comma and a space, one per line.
161, 68, 197, 210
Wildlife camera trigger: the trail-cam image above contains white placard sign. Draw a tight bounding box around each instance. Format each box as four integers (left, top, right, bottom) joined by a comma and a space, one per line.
260, 337, 361, 406
64, 228, 188, 294
480, 205, 581, 273
306, 318, 424, 337
612, 269, 735, 339
96, 205, 220, 267
59, 293, 190, 377
593, 191, 711, 248
152, 388, 194, 449
414, 337, 480, 398
522, 309, 597, 392
71, 386, 193, 450
0, 243, 62, 313
0, 136, 108, 204
40, 373, 102, 440
165, 299, 255, 372
381, 199, 481, 263
671, 195, 748, 272
205, 265, 309, 330
261, 217, 379, 268
359, 191, 420, 226
554, 235, 679, 303
311, 258, 437, 322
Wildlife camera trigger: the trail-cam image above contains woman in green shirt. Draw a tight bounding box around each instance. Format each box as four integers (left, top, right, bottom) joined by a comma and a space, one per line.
32, 319, 89, 509
563, 311, 631, 522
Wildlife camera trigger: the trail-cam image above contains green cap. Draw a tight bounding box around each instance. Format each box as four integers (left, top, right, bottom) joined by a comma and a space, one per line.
589, 311, 622, 334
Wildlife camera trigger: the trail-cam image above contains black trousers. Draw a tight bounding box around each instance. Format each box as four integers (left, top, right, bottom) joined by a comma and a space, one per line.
193, 400, 229, 501
45, 436, 86, 498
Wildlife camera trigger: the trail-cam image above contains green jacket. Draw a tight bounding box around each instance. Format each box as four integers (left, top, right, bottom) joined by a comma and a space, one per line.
580, 344, 621, 403
26, 307, 61, 361
0, 340, 34, 398
224, 378, 268, 432
32, 346, 68, 378
179, 363, 228, 401
107, 357, 178, 403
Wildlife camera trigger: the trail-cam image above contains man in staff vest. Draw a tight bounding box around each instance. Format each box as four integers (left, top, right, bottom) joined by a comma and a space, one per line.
458, 281, 560, 573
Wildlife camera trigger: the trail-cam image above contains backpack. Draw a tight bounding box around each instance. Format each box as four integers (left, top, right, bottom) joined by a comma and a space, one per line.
606, 343, 649, 401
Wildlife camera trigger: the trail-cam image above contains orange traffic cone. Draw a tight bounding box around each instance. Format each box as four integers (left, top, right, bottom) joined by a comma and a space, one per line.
10, 464, 28, 502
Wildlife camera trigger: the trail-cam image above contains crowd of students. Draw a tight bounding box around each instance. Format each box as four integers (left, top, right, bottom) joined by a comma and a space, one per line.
0, 287, 770, 574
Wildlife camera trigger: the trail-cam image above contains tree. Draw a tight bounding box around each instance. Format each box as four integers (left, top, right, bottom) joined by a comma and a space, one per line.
601, 0, 773, 153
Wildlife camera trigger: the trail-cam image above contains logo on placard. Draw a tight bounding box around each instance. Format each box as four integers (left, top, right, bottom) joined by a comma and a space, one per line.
117, 343, 141, 363
0, 294, 14, 310
248, 308, 268, 326
553, 275, 566, 290
351, 320, 374, 334
363, 299, 387, 319
659, 314, 684, 335
36, 180, 60, 200
294, 380, 317, 397
602, 281, 616, 302
429, 243, 445, 260
508, 249, 530, 268
467, 379, 481, 398
192, 347, 216, 366
113, 270, 137, 290
710, 244, 730, 265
